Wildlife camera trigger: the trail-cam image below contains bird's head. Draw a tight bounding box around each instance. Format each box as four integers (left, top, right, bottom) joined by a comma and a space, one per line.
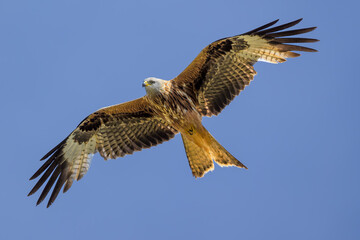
142, 77, 167, 96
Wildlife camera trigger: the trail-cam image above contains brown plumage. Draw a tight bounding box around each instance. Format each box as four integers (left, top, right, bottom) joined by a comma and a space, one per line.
29, 19, 318, 207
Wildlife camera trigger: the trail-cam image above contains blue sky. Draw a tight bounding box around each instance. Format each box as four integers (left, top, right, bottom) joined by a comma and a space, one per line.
1, 0, 359, 239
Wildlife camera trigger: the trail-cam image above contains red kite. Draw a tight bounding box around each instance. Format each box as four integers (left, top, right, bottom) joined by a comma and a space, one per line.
29, 19, 318, 207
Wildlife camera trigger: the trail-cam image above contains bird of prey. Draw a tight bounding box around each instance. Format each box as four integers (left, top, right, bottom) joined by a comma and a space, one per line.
28, 19, 318, 207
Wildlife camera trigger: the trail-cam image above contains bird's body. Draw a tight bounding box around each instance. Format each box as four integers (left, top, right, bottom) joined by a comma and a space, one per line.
29, 19, 318, 207
143, 77, 247, 176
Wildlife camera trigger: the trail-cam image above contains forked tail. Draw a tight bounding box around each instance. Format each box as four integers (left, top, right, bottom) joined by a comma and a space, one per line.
207, 132, 247, 170
181, 127, 247, 178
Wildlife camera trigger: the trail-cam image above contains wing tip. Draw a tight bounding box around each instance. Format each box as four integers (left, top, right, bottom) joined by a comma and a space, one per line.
244, 18, 317, 39
242, 19, 279, 35
255, 19, 318, 55
29, 175, 36, 181
293, 18, 303, 24
46, 200, 54, 208
27, 190, 35, 197
40, 138, 67, 161
36, 197, 44, 206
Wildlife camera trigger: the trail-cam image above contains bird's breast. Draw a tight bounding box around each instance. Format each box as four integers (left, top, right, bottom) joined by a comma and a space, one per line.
147, 86, 200, 129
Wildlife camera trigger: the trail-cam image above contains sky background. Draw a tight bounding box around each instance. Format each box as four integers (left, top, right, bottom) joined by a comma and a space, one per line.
1, 0, 359, 239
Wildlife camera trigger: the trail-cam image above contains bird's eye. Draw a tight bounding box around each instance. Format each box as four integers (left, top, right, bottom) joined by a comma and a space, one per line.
148, 80, 155, 84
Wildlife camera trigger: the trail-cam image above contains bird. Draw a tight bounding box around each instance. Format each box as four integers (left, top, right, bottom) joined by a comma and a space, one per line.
28, 18, 318, 207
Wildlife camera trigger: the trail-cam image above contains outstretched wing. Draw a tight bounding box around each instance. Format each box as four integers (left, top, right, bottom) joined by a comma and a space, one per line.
28, 97, 177, 207
172, 18, 318, 116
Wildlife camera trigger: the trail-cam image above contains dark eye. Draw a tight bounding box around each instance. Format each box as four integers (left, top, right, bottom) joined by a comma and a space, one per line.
148, 80, 155, 84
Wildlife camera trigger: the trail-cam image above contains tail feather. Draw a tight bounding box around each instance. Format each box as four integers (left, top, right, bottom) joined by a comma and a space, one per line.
181, 134, 214, 178
207, 133, 247, 169
181, 128, 247, 178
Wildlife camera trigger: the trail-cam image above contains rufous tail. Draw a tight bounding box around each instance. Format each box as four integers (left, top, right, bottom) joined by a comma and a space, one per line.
181, 133, 214, 178
207, 132, 247, 170
181, 128, 247, 178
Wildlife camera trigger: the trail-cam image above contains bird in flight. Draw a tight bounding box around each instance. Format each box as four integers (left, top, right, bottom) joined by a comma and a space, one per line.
28, 19, 318, 207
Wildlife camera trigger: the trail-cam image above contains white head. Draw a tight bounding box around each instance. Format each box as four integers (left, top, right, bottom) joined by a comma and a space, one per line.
142, 77, 167, 96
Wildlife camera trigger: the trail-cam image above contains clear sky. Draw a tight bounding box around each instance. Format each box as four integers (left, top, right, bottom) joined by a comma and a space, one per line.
1, 0, 359, 239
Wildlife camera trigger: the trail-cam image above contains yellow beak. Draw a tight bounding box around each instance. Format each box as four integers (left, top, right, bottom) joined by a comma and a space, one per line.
142, 81, 149, 87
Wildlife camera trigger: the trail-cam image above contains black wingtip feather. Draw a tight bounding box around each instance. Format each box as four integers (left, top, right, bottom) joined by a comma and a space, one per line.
242, 19, 279, 35
40, 138, 67, 160
47, 165, 69, 208
36, 166, 62, 206
29, 137, 70, 207
28, 160, 58, 197
267, 27, 317, 38
256, 18, 303, 36
244, 20, 318, 52
242, 19, 317, 43
29, 154, 58, 180
270, 38, 319, 43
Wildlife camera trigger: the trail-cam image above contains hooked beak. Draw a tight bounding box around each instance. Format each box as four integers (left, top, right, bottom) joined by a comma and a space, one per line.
142, 81, 149, 87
